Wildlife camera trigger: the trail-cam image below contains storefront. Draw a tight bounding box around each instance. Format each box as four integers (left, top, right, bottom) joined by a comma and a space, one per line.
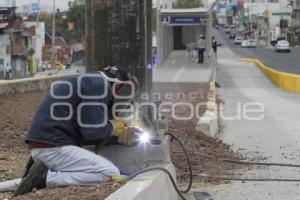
158, 8, 208, 64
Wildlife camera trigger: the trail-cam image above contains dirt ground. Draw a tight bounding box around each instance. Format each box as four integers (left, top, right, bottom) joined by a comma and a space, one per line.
0, 83, 245, 199
0, 182, 121, 200
0, 91, 119, 199
153, 83, 245, 185
0, 91, 47, 182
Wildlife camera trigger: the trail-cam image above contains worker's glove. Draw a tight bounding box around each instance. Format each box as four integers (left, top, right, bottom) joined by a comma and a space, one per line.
110, 119, 127, 137
110, 120, 132, 145
118, 128, 133, 146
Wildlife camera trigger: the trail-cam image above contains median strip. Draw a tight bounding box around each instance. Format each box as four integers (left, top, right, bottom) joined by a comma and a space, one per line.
240, 58, 300, 93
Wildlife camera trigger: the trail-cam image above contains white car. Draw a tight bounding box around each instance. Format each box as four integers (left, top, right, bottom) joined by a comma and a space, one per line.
241, 39, 256, 48
247, 39, 256, 48
275, 40, 290, 52
234, 37, 242, 45
241, 40, 249, 48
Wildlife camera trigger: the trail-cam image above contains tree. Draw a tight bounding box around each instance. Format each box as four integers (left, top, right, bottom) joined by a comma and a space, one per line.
66, 0, 85, 43
173, 0, 203, 8
37, 1, 85, 43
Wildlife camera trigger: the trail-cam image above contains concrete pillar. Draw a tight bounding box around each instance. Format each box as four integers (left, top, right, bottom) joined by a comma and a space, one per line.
85, 0, 152, 91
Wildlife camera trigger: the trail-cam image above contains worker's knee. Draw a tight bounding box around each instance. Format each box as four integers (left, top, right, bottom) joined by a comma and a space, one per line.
105, 165, 120, 176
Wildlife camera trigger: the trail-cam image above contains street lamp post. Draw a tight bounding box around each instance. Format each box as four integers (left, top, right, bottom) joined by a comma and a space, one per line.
51, 0, 56, 69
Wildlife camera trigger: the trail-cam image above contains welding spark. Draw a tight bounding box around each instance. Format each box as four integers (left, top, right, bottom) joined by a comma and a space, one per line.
138, 132, 150, 144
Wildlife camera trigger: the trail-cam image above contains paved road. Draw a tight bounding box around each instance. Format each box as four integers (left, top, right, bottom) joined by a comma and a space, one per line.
214, 28, 300, 75
186, 47, 300, 200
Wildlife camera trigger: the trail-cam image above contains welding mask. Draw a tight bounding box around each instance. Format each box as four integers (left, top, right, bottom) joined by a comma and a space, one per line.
100, 66, 139, 118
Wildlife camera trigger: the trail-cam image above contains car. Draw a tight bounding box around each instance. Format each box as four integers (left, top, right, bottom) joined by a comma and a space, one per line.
241, 40, 249, 48
275, 40, 290, 52
247, 39, 256, 48
241, 39, 256, 48
234, 37, 243, 45
229, 33, 236, 39
225, 28, 230, 34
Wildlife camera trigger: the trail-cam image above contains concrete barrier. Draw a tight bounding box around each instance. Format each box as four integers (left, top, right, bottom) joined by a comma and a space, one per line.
196, 81, 219, 138
0, 74, 78, 95
106, 164, 178, 200
240, 58, 300, 93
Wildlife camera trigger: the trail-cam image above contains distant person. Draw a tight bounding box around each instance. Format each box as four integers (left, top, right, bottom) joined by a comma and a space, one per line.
197, 35, 206, 64
5, 65, 11, 80
212, 36, 222, 55
212, 37, 218, 54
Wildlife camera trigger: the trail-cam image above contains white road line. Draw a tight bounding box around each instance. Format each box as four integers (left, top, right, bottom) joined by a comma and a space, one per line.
173, 64, 187, 82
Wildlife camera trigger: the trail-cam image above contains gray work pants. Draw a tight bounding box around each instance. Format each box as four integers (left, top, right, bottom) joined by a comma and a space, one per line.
31, 146, 120, 187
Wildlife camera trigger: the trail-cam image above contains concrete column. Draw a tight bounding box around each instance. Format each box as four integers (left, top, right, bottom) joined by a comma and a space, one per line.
85, 0, 152, 90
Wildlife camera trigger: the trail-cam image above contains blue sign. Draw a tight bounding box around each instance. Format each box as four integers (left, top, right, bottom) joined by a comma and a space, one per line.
31, 3, 39, 13
162, 16, 206, 25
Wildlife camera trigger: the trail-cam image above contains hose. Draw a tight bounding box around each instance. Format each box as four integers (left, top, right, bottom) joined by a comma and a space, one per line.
165, 133, 193, 194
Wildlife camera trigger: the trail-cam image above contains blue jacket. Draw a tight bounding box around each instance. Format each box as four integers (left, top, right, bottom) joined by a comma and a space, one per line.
26, 74, 114, 146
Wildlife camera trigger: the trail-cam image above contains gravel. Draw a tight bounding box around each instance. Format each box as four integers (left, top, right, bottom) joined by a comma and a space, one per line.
0, 83, 245, 199
0, 91, 119, 199
153, 83, 245, 184
0, 182, 120, 200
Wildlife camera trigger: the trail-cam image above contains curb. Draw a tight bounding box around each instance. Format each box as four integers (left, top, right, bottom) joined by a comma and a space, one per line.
240, 58, 300, 93
196, 81, 219, 138
0, 74, 78, 95
106, 164, 178, 200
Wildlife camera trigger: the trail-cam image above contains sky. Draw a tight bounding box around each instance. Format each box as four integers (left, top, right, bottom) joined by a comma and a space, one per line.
16, 0, 73, 10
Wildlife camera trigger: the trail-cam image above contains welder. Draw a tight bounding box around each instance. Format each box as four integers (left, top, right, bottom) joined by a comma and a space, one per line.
14, 66, 139, 196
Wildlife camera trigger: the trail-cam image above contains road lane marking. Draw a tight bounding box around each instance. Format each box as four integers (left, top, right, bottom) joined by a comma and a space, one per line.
173, 64, 187, 82
225, 47, 240, 59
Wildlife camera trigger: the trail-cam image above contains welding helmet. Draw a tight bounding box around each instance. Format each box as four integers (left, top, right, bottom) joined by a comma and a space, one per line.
100, 66, 139, 99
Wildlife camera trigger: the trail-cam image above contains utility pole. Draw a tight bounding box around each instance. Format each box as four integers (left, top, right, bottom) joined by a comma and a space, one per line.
156, 0, 161, 66
296, 0, 300, 26
51, 0, 56, 69
36, 0, 40, 28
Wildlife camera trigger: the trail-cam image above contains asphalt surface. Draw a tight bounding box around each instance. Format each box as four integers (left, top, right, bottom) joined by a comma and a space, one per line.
187, 47, 300, 200
214, 28, 300, 75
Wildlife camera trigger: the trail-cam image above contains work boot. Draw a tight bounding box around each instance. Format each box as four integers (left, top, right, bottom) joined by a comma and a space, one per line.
14, 161, 48, 196
21, 156, 35, 179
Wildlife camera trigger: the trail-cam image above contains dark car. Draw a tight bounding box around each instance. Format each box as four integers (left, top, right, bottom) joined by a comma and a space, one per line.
229, 33, 236, 39
225, 28, 231, 34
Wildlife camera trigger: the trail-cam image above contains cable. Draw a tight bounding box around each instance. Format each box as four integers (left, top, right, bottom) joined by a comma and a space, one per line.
125, 133, 193, 200
196, 174, 300, 182
221, 159, 300, 168
176, 151, 300, 168
129, 168, 187, 200
165, 133, 193, 194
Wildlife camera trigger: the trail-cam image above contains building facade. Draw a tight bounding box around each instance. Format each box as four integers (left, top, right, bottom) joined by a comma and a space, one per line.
25, 22, 45, 73
0, 27, 11, 79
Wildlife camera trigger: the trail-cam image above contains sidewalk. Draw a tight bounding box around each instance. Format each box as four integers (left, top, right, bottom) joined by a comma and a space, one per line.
186, 47, 300, 200
153, 50, 211, 83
